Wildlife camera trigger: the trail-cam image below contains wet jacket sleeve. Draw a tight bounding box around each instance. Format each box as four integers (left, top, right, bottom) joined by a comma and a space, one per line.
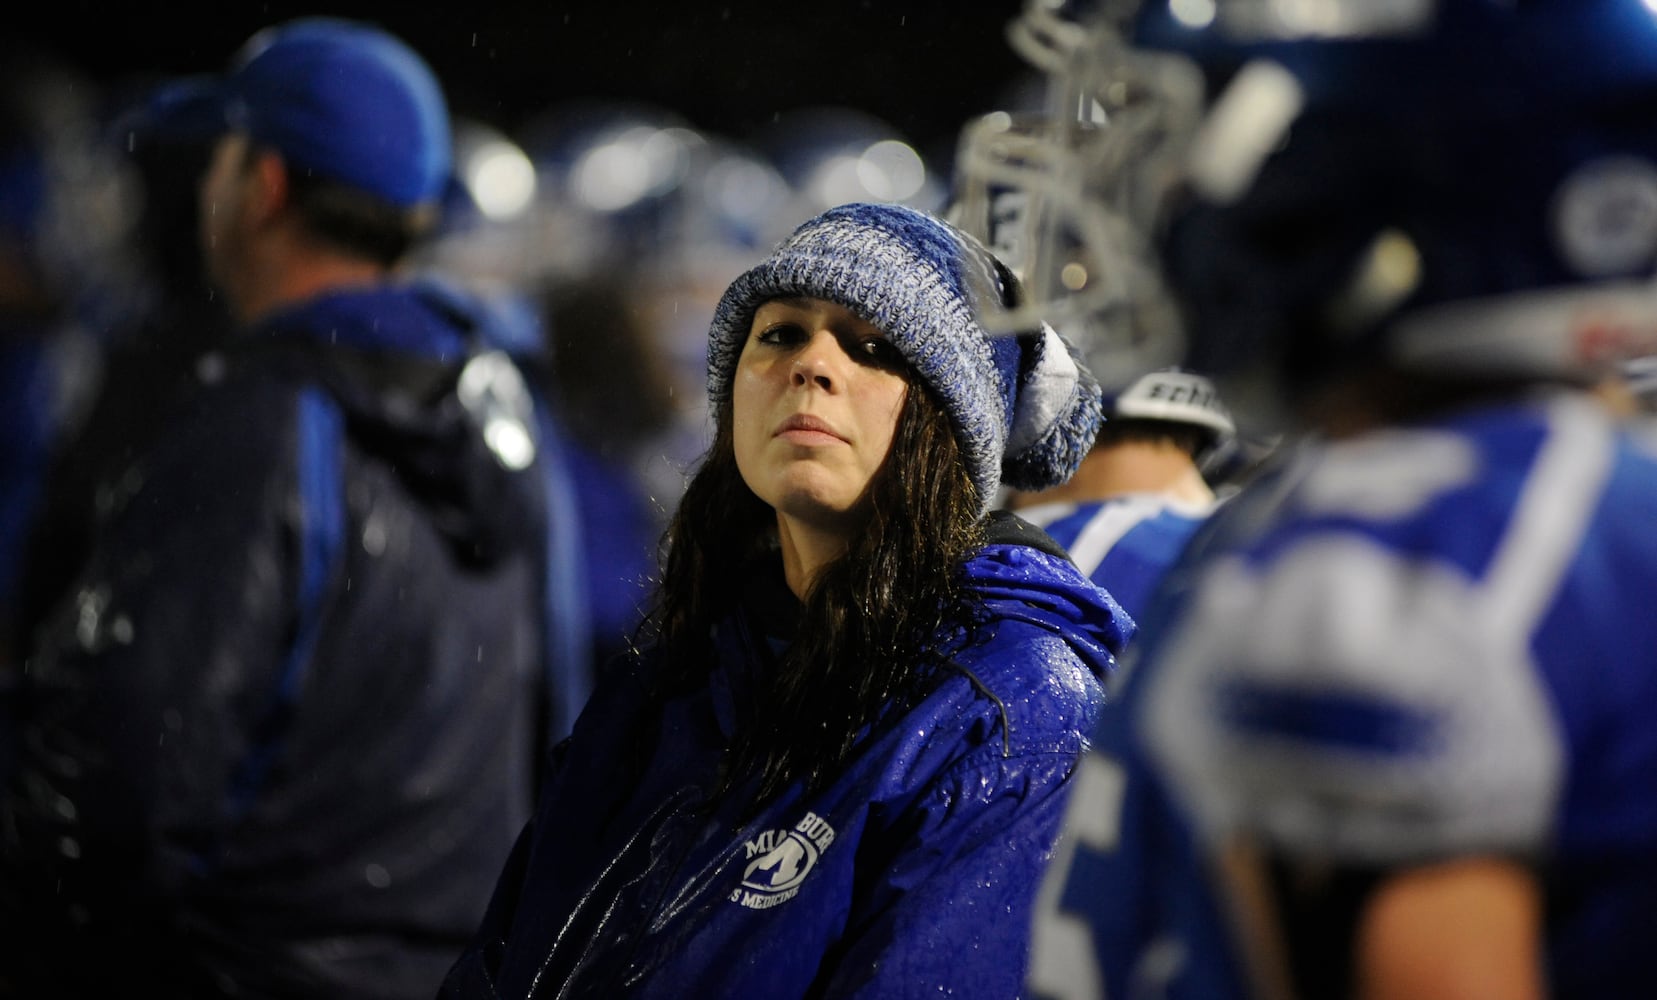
820, 744, 1082, 999
1, 379, 303, 923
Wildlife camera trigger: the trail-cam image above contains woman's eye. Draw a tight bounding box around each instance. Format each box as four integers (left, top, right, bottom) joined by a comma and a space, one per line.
858, 338, 903, 366
756, 323, 805, 345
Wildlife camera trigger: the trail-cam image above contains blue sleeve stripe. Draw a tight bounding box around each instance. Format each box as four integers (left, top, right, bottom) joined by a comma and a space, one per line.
287, 388, 346, 700
222, 388, 346, 832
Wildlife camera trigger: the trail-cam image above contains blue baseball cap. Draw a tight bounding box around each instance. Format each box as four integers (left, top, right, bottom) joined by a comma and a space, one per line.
142, 17, 451, 209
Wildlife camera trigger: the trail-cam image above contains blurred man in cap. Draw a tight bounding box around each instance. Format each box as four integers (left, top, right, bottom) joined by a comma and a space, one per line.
0, 18, 560, 999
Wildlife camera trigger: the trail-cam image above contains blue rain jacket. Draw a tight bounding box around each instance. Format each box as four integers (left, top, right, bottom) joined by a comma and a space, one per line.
0, 280, 556, 999
440, 512, 1132, 999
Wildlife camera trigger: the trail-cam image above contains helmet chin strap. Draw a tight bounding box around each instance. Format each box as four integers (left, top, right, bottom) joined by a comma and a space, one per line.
1386, 278, 1657, 380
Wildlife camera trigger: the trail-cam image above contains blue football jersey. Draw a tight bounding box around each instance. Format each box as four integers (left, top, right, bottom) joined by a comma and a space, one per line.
1019, 494, 1216, 623
1030, 393, 1657, 999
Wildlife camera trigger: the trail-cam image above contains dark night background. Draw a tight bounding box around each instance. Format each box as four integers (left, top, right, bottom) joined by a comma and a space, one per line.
19, 1, 1034, 170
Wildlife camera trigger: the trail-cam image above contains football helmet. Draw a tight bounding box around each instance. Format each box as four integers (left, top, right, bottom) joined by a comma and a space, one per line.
961, 0, 1657, 419
950, 0, 1200, 390
1109, 365, 1233, 435
2, 45, 146, 333
413, 116, 542, 294
1106, 365, 1239, 475
520, 101, 793, 289
752, 106, 945, 218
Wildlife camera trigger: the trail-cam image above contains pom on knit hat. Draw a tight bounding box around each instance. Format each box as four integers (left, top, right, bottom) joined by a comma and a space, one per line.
706, 202, 1103, 513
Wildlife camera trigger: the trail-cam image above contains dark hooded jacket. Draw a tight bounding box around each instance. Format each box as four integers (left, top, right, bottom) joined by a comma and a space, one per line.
440, 514, 1131, 999
0, 281, 550, 999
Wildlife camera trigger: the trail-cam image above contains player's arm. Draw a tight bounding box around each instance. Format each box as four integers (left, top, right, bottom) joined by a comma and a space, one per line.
1355, 856, 1545, 1000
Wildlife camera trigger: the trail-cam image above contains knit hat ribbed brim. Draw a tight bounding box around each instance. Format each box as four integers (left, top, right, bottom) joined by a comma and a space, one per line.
706, 202, 1103, 513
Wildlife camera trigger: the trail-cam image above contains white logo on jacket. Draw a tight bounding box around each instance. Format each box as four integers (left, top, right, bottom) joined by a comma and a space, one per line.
729, 811, 836, 910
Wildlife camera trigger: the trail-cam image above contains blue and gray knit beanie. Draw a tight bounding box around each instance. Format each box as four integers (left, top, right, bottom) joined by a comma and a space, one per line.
706, 202, 1103, 514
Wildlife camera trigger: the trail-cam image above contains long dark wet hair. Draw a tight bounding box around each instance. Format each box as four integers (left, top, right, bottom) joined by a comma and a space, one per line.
643, 371, 987, 806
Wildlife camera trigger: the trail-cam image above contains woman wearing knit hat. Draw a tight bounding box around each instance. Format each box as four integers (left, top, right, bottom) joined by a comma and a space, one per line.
441, 203, 1131, 999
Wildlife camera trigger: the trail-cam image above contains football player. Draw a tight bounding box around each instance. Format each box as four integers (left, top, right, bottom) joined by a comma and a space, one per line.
1004, 367, 1237, 621
988, 2, 1657, 998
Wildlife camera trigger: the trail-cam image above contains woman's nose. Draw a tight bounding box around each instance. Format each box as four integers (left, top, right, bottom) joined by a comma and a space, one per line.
790, 332, 840, 390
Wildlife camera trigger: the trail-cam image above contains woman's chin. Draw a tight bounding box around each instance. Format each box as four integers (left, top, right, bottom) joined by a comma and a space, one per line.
771, 493, 872, 539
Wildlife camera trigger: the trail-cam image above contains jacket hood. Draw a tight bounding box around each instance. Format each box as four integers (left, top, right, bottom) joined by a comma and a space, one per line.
242, 280, 546, 566
962, 511, 1134, 684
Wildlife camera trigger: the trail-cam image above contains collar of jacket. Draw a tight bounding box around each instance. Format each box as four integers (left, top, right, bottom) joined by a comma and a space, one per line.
243, 280, 476, 361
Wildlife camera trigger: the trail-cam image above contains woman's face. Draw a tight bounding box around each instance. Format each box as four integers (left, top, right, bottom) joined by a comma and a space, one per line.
732, 296, 910, 537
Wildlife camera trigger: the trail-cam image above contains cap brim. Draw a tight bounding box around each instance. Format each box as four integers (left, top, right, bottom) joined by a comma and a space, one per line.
129, 76, 235, 142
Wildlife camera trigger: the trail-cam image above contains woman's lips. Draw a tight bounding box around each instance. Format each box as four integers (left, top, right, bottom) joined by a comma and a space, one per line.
776, 413, 846, 445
